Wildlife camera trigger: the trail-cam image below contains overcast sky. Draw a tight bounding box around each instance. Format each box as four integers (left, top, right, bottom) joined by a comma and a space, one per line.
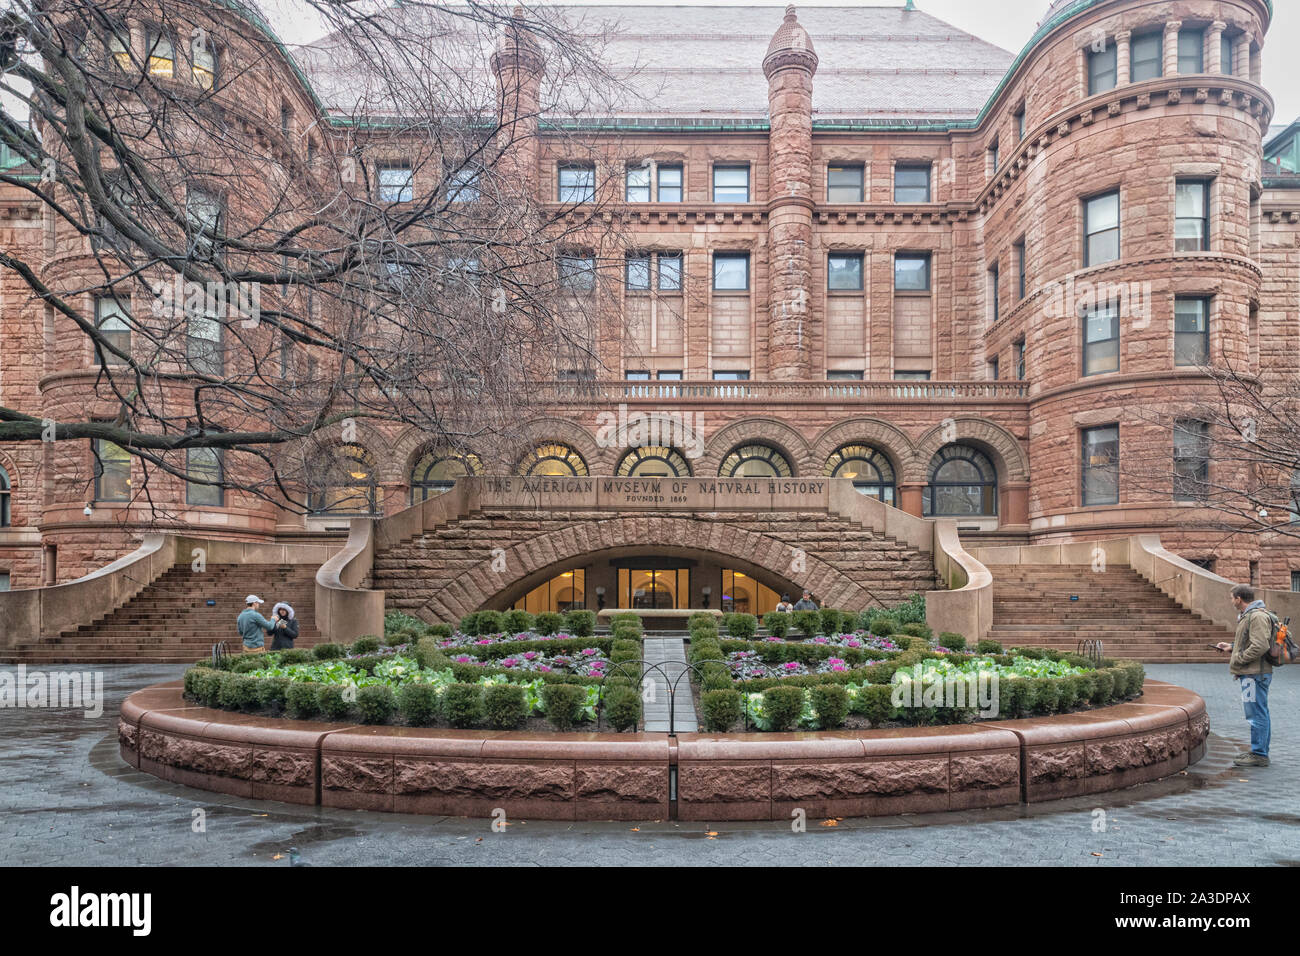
259, 0, 1298, 130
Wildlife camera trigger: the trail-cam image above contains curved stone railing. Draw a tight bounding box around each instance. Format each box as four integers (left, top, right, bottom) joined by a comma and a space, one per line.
0, 534, 341, 650
119, 679, 1208, 821
315, 518, 386, 641
927, 520, 994, 641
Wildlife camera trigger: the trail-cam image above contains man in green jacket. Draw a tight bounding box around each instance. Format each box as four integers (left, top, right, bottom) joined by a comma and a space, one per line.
1215, 584, 1273, 767
236, 595, 273, 653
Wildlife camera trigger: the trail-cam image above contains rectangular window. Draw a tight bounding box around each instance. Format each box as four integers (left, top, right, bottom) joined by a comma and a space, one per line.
827, 370, 864, 381
109, 31, 131, 71
191, 36, 216, 89
712, 370, 750, 381
1014, 240, 1027, 300
558, 253, 596, 291
448, 167, 480, 202
1173, 419, 1210, 501
147, 31, 174, 78
377, 163, 413, 203
1221, 33, 1234, 74
1175, 179, 1210, 252
657, 370, 682, 380
828, 253, 863, 291
92, 439, 131, 502
1015, 107, 1027, 142
988, 263, 1000, 323
187, 307, 222, 375
1014, 339, 1026, 380
658, 253, 682, 291
186, 447, 224, 506
894, 164, 931, 203
894, 252, 931, 292
988, 140, 1000, 175
1174, 297, 1210, 366
558, 164, 595, 203
827, 164, 864, 202
1083, 302, 1120, 376
893, 371, 931, 381
185, 187, 222, 260
1292, 570, 1300, 593
1089, 43, 1118, 94
626, 254, 651, 291
657, 165, 682, 202
712, 166, 749, 203
1178, 28, 1205, 74
1131, 32, 1163, 82
713, 252, 749, 291
95, 297, 131, 365
626, 165, 650, 202
279, 103, 292, 139
1082, 424, 1120, 506
626, 370, 650, 381
989, 356, 1000, 381
0, 573, 9, 592
1084, 190, 1120, 266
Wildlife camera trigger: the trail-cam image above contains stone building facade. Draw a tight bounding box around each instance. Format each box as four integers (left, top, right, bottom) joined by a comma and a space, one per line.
0, 0, 1295, 614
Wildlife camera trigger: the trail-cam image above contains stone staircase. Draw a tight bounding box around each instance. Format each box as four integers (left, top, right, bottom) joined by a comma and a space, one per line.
0, 564, 323, 664
987, 564, 1233, 662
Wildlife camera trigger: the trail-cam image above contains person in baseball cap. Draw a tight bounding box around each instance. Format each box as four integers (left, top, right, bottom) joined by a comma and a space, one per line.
236, 595, 273, 653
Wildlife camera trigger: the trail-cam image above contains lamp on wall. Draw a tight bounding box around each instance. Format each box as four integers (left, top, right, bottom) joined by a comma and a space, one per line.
701, 585, 711, 609
82, 503, 93, 517
595, 585, 606, 611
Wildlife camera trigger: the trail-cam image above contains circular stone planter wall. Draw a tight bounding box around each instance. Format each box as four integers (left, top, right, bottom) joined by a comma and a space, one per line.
119, 680, 1209, 822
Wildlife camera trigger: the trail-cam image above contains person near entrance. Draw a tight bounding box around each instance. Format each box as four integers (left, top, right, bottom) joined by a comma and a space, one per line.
237, 595, 274, 654
793, 589, 818, 611
775, 593, 795, 613
1214, 584, 1273, 768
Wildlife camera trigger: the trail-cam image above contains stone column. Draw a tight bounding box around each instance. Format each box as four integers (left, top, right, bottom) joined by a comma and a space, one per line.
1208, 21, 1226, 74
1250, 39, 1262, 85
1234, 34, 1250, 78
1163, 21, 1181, 76
490, 7, 544, 203
763, 6, 818, 381
898, 484, 925, 519
1115, 31, 1131, 86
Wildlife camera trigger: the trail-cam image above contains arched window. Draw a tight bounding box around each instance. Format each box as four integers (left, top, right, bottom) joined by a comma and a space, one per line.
719, 444, 792, 478
411, 452, 483, 503
307, 444, 379, 515
923, 444, 998, 516
616, 446, 692, 477
0, 465, 10, 527
518, 443, 588, 477
824, 444, 896, 505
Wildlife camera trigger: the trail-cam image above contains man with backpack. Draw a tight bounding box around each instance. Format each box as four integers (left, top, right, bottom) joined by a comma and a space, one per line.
1215, 584, 1276, 767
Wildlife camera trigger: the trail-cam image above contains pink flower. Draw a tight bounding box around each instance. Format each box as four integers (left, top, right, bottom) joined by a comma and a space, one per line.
581, 648, 597, 656
502, 659, 517, 667
523, 652, 537, 660
539, 665, 552, 672
783, 662, 800, 671
832, 665, 847, 672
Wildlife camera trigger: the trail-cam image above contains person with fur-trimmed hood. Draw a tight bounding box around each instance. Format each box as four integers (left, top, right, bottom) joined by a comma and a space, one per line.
270, 602, 299, 650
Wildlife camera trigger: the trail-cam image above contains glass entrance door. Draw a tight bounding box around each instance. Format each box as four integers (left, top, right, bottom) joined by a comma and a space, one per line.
618, 568, 689, 609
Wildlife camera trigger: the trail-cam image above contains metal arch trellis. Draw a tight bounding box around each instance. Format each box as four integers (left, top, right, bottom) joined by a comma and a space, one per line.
596, 657, 737, 736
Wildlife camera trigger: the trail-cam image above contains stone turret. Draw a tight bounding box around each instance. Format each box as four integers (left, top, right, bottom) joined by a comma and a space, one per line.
763, 5, 817, 380
491, 5, 545, 199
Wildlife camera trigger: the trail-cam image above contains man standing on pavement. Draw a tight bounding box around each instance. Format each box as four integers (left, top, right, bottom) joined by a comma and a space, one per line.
1215, 584, 1273, 768
793, 589, 818, 612
237, 594, 274, 654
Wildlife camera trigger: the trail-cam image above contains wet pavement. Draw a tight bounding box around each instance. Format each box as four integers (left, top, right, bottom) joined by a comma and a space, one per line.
0, 662, 1295, 866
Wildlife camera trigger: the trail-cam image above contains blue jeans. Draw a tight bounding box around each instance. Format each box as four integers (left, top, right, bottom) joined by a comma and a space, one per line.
1237, 674, 1272, 757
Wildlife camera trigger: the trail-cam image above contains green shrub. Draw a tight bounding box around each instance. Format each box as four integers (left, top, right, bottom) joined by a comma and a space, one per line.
278, 649, 312, 665
384, 631, 414, 648
762, 611, 791, 639
564, 609, 596, 637
357, 685, 396, 724
459, 611, 481, 636
1091, 669, 1116, 705
1054, 675, 1079, 710
701, 689, 742, 732
312, 642, 344, 660
811, 684, 849, 728
443, 683, 484, 728
231, 655, 268, 674
688, 622, 718, 643
316, 684, 352, 720
484, 684, 528, 730
792, 610, 819, 638
476, 610, 504, 635
604, 686, 641, 732
611, 622, 643, 643
182, 668, 204, 698
503, 609, 534, 634
191, 669, 223, 708
995, 678, 1030, 719
726, 613, 758, 639
688, 612, 717, 630
818, 608, 843, 637
892, 593, 927, 625
286, 681, 320, 719
255, 677, 289, 711
868, 615, 899, 637
541, 683, 585, 731
426, 623, 453, 640
1030, 678, 1061, 715
350, 636, 380, 656
701, 663, 731, 691
533, 612, 564, 636
218, 673, 258, 711
858, 684, 896, 726
976, 639, 1003, 655
609, 611, 640, 627
938, 632, 966, 651
901, 622, 933, 640
763, 686, 805, 731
